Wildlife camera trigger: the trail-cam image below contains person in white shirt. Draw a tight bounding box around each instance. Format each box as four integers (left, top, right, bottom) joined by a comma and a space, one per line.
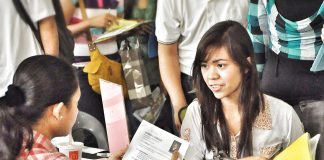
155, 0, 249, 131
181, 21, 304, 159
0, 0, 59, 97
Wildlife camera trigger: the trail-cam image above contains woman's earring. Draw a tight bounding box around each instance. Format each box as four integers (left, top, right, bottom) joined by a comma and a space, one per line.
245, 69, 249, 74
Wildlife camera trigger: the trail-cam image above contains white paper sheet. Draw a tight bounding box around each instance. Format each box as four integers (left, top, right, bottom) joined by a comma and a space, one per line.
122, 120, 189, 160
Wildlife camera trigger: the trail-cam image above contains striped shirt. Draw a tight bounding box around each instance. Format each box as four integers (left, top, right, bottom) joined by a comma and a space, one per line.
18, 131, 67, 160
247, 0, 324, 72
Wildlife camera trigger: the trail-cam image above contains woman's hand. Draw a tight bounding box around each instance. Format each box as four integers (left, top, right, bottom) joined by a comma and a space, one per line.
171, 151, 179, 160
139, 23, 153, 34
108, 145, 128, 160
89, 13, 118, 28
133, 21, 154, 35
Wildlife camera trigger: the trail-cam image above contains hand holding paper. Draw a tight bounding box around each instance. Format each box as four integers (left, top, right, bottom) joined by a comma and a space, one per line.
95, 19, 152, 43
109, 146, 129, 160
171, 151, 179, 160
106, 19, 138, 32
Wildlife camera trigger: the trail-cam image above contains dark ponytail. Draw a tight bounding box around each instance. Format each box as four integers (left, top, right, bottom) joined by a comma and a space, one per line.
5, 85, 25, 107
0, 55, 78, 159
0, 84, 30, 159
0, 98, 22, 159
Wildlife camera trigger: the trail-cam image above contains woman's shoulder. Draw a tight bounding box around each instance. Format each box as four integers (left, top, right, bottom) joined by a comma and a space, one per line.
181, 99, 202, 129
18, 135, 67, 160
264, 94, 293, 110
262, 95, 304, 148
187, 99, 201, 116
263, 94, 297, 119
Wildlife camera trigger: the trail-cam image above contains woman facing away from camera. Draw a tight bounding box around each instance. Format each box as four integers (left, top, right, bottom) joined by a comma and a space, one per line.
180, 21, 304, 160
0, 55, 125, 160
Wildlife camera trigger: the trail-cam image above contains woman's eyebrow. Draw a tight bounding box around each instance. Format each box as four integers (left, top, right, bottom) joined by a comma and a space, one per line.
202, 59, 228, 64
211, 59, 228, 63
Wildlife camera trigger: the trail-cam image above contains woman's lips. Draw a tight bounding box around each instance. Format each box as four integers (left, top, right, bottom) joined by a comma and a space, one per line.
209, 84, 223, 92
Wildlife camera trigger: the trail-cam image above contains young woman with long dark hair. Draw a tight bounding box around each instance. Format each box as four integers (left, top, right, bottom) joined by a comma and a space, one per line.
181, 21, 304, 160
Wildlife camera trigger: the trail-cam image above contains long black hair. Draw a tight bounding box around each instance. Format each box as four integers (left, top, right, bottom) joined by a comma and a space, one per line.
192, 20, 265, 158
0, 55, 78, 159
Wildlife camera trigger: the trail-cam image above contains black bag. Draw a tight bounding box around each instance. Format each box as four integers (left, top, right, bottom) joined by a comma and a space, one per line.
13, 0, 75, 64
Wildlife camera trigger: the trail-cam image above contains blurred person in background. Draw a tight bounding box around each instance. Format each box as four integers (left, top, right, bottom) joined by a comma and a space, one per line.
0, 0, 59, 97
247, 0, 324, 158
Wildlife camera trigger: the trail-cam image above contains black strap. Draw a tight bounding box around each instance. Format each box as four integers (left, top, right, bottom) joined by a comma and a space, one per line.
79, 0, 93, 42
52, 0, 67, 28
12, 0, 44, 50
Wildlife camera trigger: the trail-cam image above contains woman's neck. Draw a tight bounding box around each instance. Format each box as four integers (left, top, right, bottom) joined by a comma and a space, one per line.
220, 86, 241, 113
221, 98, 240, 113
220, 90, 242, 136
221, 97, 242, 136
32, 121, 53, 140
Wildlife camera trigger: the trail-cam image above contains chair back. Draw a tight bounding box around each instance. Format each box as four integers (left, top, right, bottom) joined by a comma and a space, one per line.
178, 107, 187, 124
72, 111, 109, 150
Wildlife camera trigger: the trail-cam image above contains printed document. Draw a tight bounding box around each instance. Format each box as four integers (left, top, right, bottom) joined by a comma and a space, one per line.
123, 120, 189, 160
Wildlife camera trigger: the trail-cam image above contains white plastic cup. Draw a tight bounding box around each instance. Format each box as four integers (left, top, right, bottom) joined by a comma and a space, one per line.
57, 141, 84, 160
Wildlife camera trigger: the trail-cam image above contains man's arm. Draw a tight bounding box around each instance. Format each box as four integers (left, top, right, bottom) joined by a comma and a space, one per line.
39, 16, 59, 56
158, 43, 187, 131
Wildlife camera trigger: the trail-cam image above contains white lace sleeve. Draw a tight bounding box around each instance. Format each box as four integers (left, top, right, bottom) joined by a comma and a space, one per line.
181, 100, 207, 160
